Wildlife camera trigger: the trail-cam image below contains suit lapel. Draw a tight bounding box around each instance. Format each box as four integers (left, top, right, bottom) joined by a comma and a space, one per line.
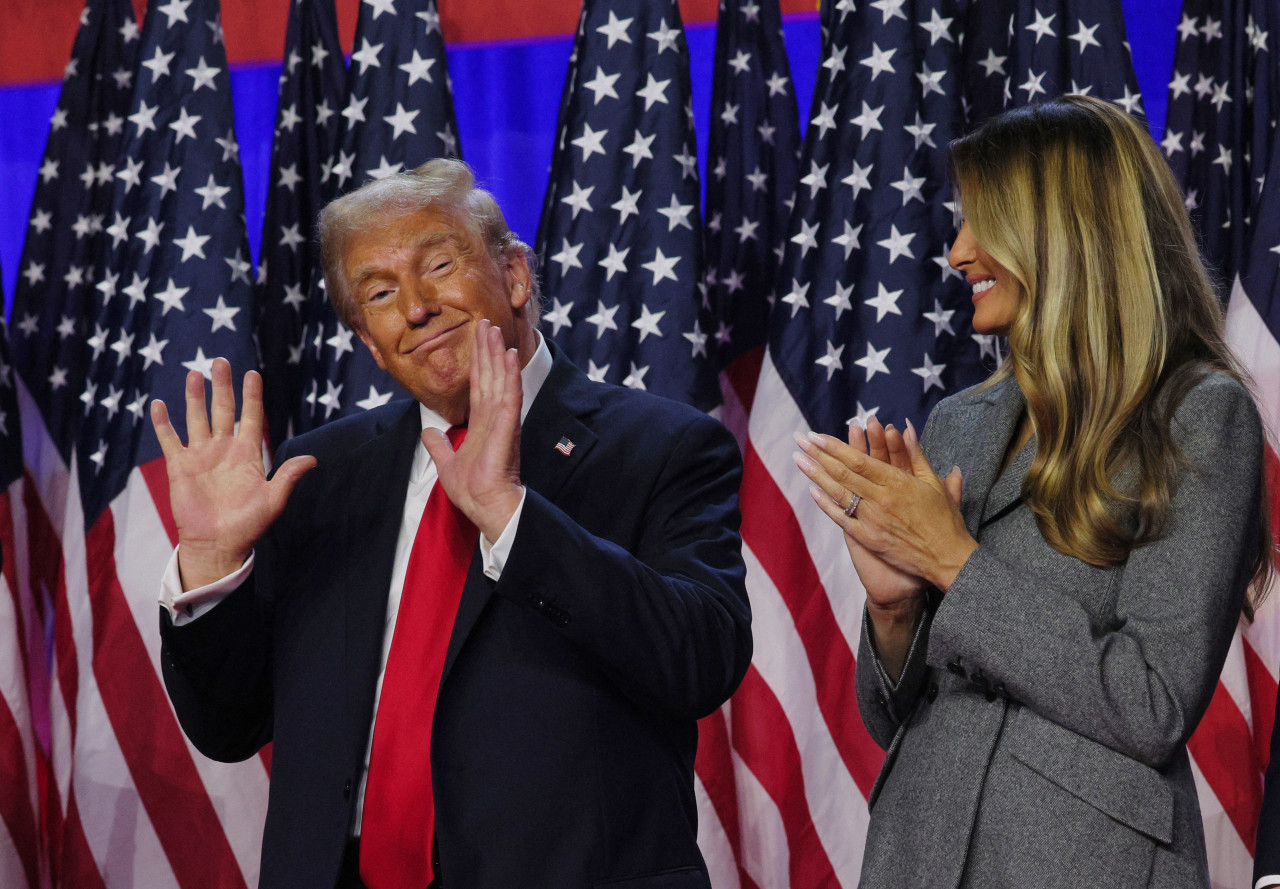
982, 428, 1036, 525
950, 377, 1030, 535
517, 347, 600, 499
441, 346, 601, 684
342, 403, 421, 735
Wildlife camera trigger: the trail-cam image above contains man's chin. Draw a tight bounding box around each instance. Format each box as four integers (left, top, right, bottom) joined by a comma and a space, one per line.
411, 385, 470, 426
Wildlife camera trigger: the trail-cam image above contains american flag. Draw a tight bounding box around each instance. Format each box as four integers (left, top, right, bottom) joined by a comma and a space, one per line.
10, 0, 139, 463
255, 0, 346, 449
960, 0, 1143, 127
535, 0, 720, 412
702, 0, 800, 435
1163, 0, 1277, 299
6, 1, 140, 885
770, 0, 982, 439
1233, 105, 1280, 889
8, 0, 268, 884
1167, 2, 1280, 886
0, 270, 36, 889
731, 1, 981, 883
725, 1, 1142, 886
295, 0, 460, 433
695, 1, 800, 884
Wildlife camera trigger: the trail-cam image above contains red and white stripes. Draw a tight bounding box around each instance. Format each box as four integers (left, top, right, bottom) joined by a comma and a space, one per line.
3, 378, 270, 889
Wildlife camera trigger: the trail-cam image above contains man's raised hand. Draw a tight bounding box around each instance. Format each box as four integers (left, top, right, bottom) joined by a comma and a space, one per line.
421, 319, 524, 542
150, 357, 316, 590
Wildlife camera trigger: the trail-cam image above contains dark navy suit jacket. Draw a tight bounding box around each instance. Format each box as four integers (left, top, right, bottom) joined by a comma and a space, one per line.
159, 346, 751, 889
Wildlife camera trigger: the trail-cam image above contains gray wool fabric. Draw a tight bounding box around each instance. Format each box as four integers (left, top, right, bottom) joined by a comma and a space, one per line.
854, 371, 1262, 889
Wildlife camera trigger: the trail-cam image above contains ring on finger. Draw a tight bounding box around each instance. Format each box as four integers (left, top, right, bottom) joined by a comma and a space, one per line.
844, 493, 862, 518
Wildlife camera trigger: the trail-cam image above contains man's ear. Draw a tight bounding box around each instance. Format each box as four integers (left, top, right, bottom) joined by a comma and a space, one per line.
356, 326, 387, 371
506, 252, 533, 310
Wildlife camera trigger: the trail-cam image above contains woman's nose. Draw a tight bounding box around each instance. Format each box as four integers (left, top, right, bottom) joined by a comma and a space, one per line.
948, 222, 975, 271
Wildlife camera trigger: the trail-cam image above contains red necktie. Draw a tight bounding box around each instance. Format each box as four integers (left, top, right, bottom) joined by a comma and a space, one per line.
361, 427, 476, 889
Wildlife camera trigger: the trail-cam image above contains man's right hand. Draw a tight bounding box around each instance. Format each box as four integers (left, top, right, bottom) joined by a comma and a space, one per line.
150, 357, 316, 591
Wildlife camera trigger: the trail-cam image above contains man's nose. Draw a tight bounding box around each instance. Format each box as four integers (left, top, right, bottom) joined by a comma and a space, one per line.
398, 279, 434, 323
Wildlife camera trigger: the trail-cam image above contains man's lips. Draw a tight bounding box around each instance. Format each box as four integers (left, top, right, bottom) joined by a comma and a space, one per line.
405, 321, 467, 354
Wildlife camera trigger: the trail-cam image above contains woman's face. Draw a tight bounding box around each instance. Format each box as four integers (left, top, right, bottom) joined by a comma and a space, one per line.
949, 222, 1018, 337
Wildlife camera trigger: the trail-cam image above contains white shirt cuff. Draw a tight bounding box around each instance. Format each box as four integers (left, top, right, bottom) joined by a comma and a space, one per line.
480, 487, 525, 581
1255, 877, 1280, 889
158, 546, 255, 626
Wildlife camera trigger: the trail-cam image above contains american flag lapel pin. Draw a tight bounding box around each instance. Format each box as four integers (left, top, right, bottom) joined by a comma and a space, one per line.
555, 436, 576, 456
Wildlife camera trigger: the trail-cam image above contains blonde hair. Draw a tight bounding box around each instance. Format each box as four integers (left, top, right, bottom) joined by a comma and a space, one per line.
950, 95, 1271, 611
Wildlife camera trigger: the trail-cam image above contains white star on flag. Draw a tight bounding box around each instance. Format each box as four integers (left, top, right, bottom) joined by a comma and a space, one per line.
641, 248, 680, 284
815, 341, 845, 380
854, 341, 892, 380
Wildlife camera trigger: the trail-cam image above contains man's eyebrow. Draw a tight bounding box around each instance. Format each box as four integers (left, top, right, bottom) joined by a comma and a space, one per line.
348, 231, 461, 287
414, 231, 460, 252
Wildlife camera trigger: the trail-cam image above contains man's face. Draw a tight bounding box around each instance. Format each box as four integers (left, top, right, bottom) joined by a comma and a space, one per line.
344, 206, 531, 419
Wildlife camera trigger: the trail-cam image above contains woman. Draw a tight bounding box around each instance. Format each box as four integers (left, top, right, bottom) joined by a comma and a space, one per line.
794, 95, 1273, 887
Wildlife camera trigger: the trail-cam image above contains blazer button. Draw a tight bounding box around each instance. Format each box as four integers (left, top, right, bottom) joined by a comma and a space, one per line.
925, 682, 938, 703
946, 659, 965, 677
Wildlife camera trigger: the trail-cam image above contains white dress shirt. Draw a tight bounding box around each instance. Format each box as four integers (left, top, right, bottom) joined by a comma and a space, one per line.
158, 333, 554, 833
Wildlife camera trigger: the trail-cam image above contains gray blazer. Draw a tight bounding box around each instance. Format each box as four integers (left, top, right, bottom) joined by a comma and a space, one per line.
854, 370, 1262, 889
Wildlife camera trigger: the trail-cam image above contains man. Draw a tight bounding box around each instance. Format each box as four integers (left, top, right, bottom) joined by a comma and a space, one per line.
151, 159, 751, 889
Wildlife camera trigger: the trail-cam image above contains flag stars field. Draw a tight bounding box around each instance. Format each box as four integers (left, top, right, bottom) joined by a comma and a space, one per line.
537, 0, 717, 409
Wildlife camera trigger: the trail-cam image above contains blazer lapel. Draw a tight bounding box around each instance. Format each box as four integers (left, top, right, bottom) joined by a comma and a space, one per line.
440, 345, 600, 684
949, 376, 1029, 536
517, 346, 600, 500
982, 430, 1036, 526
341, 403, 421, 734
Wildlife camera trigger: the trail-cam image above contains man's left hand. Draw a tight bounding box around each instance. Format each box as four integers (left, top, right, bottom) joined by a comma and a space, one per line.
422, 318, 524, 540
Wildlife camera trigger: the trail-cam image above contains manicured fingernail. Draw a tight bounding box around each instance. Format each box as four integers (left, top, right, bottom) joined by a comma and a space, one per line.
791, 450, 813, 471
904, 418, 918, 444
806, 431, 827, 447
792, 431, 811, 450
